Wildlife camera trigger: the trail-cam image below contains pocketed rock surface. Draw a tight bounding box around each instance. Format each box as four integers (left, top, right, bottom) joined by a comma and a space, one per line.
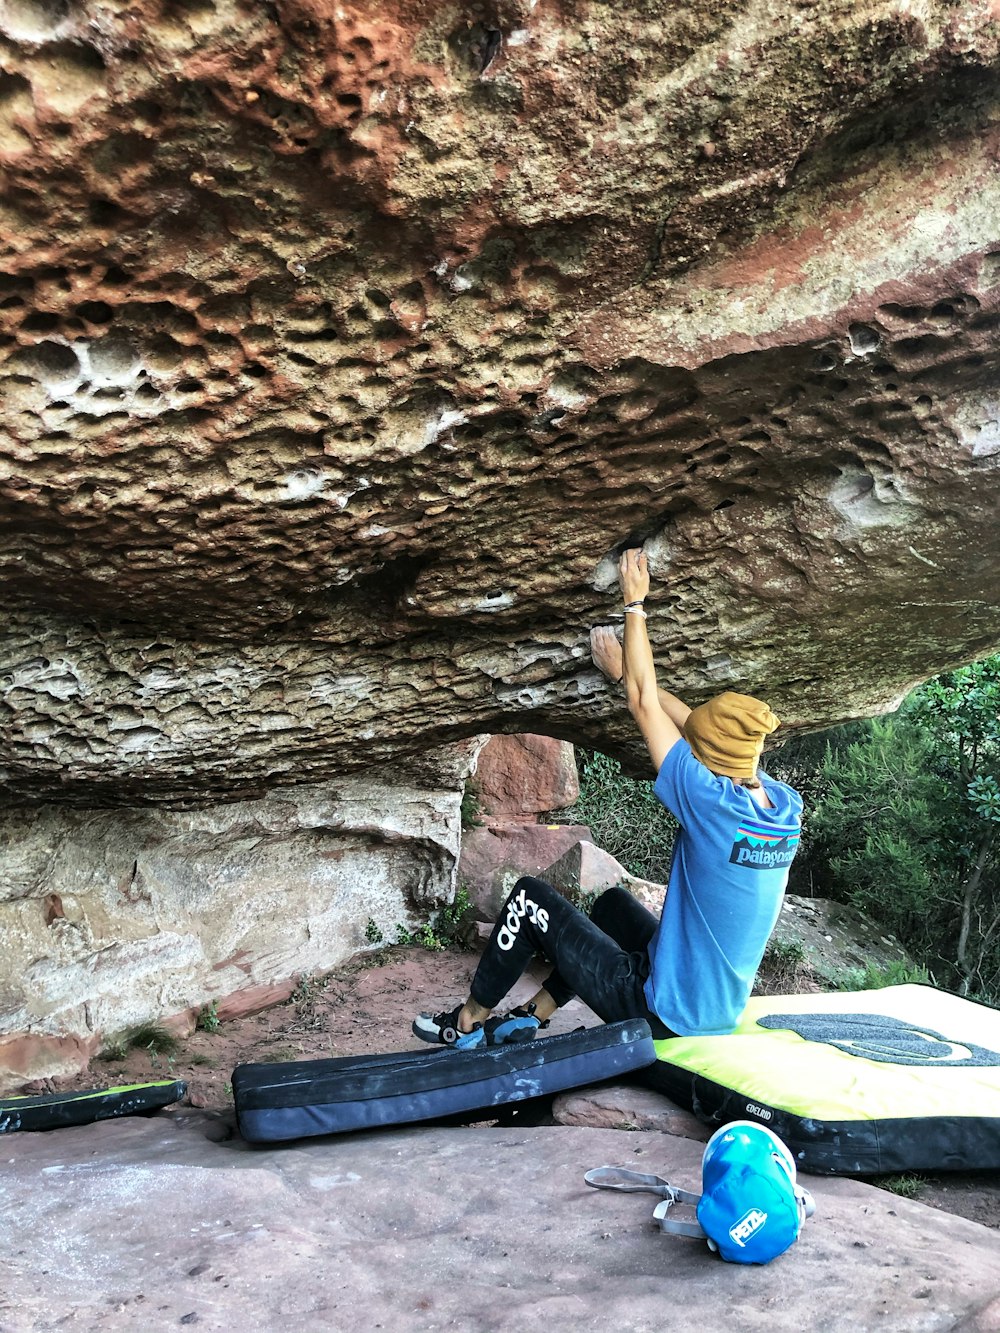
4, 1110, 1000, 1333
4, 1, 1000, 808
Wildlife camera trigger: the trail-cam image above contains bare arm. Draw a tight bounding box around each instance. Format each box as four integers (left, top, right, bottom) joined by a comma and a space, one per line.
619, 549, 685, 773
656, 684, 692, 732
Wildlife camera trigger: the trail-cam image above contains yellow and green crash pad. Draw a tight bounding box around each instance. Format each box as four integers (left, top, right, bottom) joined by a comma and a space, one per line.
645, 985, 1000, 1175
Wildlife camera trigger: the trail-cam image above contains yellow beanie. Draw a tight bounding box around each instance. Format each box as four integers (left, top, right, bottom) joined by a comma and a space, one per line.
684, 691, 781, 779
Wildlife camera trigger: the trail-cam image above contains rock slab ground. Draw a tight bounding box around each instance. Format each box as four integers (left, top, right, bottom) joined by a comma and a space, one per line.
3, 1110, 1000, 1333
4, 946, 1000, 1331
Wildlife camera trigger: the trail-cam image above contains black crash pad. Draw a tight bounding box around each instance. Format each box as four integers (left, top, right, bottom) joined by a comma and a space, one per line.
233, 1018, 655, 1143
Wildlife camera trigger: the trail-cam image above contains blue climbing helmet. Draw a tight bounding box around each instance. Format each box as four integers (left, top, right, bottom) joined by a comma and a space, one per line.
694, 1120, 814, 1263
585, 1119, 814, 1265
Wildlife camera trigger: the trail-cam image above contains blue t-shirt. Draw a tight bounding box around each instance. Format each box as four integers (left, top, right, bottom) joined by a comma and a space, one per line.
644, 740, 803, 1036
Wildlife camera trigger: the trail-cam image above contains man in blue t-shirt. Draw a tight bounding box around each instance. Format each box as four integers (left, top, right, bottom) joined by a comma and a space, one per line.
412, 548, 803, 1050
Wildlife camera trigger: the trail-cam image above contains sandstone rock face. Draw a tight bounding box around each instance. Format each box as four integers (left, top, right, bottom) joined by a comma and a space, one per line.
2, 2, 1000, 804
541, 839, 667, 912
0, 749, 474, 1086
3, 4, 1000, 1079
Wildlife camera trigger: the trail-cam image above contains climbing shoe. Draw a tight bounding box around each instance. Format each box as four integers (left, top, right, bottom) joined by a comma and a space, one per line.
483, 1004, 549, 1047
412, 1004, 485, 1050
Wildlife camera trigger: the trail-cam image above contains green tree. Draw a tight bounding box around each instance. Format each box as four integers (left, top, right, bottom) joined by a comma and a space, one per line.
797, 656, 1000, 998
904, 657, 1000, 992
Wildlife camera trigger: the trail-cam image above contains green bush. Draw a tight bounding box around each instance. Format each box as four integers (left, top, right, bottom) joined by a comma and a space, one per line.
835, 960, 934, 992
365, 918, 384, 945
433, 884, 475, 948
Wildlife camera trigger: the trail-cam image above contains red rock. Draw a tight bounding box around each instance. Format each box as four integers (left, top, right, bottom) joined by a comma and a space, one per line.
474, 734, 579, 821
213, 979, 298, 1023
457, 822, 592, 921
0, 1031, 100, 1091
552, 1083, 710, 1141
541, 841, 667, 914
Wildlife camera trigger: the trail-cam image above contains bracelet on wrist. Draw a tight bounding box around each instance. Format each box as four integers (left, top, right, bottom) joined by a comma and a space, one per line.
623, 607, 647, 619
624, 599, 645, 609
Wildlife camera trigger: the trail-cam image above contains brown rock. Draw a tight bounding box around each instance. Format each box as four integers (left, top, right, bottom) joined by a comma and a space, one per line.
553, 1083, 711, 1142
541, 841, 668, 913
0, 1031, 100, 1088
474, 734, 579, 822
1, 5, 999, 810
457, 822, 592, 921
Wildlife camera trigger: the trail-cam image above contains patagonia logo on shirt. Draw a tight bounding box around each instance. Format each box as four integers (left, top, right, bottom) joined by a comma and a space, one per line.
728, 818, 800, 870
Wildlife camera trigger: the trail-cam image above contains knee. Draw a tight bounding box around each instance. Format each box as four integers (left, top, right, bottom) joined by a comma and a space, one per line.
589, 884, 634, 930
508, 875, 552, 905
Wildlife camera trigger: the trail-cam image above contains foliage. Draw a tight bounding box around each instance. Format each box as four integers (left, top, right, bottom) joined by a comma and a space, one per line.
392, 888, 476, 954
460, 779, 484, 830
550, 748, 678, 883
365, 918, 384, 945
416, 921, 445, 951
289, 971, 331, 1030
99, 1021, 179, 1063
394, 920, 444, 950
432, 884, 475, 949
764, 937, 805, 967
755, 936, 809, 995
765, 720, 871, 896
785, 655, 1000, 1000
873, 1173, 925, 1199
568, 885, 602, 918
197, 1000, 221, 1034
835, 960, 934, 992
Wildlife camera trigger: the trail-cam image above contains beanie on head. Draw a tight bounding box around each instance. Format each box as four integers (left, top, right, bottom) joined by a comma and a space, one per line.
683, 691, 780, 779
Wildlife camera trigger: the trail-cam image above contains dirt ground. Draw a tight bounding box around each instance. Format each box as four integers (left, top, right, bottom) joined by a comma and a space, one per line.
21, 941, 1000, 1233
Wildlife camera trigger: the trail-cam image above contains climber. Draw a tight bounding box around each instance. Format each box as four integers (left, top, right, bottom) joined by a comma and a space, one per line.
412, 548, 803, 1050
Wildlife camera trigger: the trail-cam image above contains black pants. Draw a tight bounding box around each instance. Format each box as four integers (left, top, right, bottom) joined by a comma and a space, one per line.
469, 877, 675, 1040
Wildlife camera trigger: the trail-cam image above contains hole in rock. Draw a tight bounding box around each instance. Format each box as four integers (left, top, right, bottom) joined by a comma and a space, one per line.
17, 339, 79, 382
22, 311, 61, 333
847, 324, 880, 356
75, 299, 113, 324
89, 337, 138, 381
89, 198, 126, 227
